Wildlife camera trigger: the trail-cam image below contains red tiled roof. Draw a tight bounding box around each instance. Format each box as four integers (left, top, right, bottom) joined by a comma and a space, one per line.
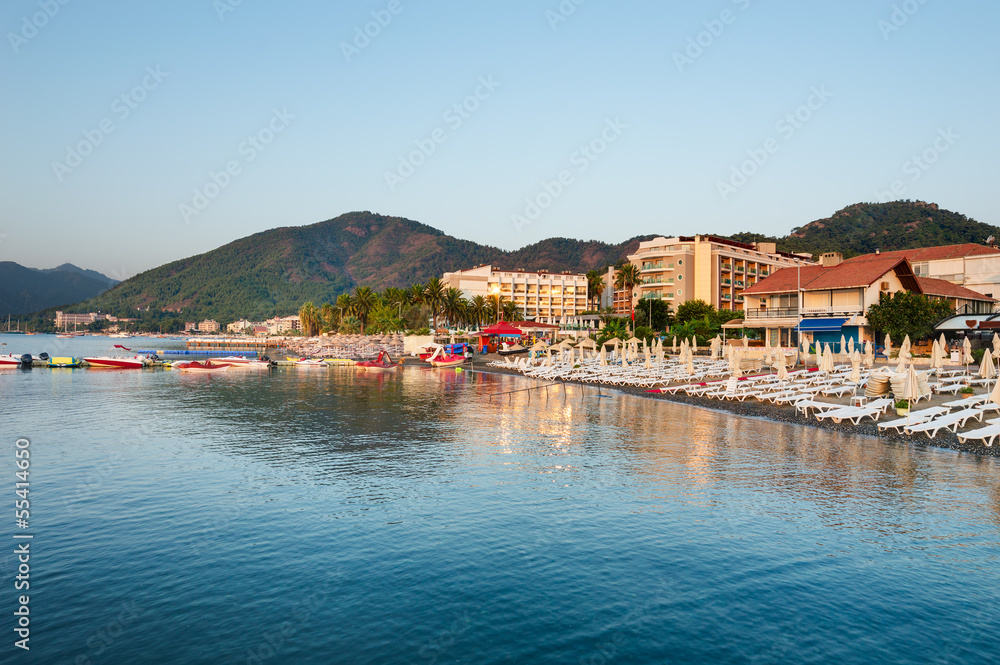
915, 277, 996, 302
842, 243, 999, 263
742, 258, 915, 295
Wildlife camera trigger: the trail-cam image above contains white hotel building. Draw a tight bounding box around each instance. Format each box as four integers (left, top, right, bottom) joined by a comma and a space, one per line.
442, 264, 589, 325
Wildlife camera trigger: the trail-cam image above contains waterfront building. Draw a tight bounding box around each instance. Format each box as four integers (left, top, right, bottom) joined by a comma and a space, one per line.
226, 319, 256, 334
266, 315, 301, 335
442, 265, 588, 325
741, 251, 995, 348
198, 319, 220, 333
184, 321, 198, 333
601, 267, 632, 316
627, 236, 813, 314
55, 311, 100, 326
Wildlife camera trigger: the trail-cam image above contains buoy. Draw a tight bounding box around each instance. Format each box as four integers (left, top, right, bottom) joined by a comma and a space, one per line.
455, 368, 463, 373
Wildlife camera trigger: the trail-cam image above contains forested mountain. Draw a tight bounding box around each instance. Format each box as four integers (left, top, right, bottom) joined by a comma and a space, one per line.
0, 262, 116, 317
728, 201, 998, 257
72, 212, 653, 321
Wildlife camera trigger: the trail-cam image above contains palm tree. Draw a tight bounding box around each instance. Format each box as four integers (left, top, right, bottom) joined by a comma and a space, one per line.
408, 283, 425, 306
614, 263, 642, 328
383, 287, 408, 319
335, 293, 352, 327
502, 300, 521, 323
486, 294, 503, 323
587, 270, 606, 311
351, 286, 378, 334
441, 288, 466, 328
320, 303, 336, 333
469, 295, 488, 328
298, 301, 321, 337
424, 277, 446, 329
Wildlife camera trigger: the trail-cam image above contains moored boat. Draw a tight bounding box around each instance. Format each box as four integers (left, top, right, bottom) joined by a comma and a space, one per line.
48, 356, 83, 368
0, 354, 22, 368
356, 350, 400, 372
294, 358, 328, 367
425, 345, 467, 368
84, 345, 148, 369
173, 360, 231, 373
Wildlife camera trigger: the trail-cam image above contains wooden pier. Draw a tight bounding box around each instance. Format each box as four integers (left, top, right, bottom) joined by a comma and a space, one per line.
186, 337, 271, 349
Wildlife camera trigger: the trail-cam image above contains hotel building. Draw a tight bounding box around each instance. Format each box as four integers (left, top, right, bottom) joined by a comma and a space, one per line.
442, 264, 588, 325
627, 235, 814, 313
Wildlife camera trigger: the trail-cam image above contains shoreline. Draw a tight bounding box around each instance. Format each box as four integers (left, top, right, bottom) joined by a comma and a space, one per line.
471, 360, 1000, 459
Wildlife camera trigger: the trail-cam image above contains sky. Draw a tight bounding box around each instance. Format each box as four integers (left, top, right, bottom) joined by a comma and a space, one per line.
1, 0, 998, 280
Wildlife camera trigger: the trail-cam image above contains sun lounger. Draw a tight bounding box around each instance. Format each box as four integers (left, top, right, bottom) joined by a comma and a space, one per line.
814, 405, 884, 424
943, 394, 987, 410
904, 407, 988, 438
957, 424, 1000, 447
795, 399, 846, 417
877, 407, 950, 432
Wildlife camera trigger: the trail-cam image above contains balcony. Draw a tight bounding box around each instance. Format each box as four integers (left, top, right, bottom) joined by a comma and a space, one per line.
722, 293, 731, 300
800, 306, 864, 316
748, 268, 757, 275
722, 279, 732, 286
641, 262, 664, 271
735, 280, 744, 288
735, 266, 745, 274
760, 271, 769, 277
721, 263, 731, 272
745, 307, 798, 319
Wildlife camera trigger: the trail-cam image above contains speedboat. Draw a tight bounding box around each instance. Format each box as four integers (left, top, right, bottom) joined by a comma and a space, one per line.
84, 345, 148, 369
356, 350, 400, 372
173, 360, 230, 373
0, 354, 22, 368
425, 345, 466, 368
215, 357, 271, 369
294, 358, 328, 368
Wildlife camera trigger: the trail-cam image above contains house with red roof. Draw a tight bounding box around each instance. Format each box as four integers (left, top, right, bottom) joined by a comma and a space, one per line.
740, 251, 995, 348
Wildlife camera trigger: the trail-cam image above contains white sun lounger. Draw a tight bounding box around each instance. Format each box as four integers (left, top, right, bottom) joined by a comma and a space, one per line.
957, 424, 1000, 447
814, 406, 884, 424
795, 400, 846, 417
877, 407, 950, 432
903, 407, 988, 438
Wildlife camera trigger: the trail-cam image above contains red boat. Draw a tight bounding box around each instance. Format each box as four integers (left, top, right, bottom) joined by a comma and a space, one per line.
173, 360, 231, 373
84, 345, 147, 369
356, 350, 400, 372
425, 345, 466, 368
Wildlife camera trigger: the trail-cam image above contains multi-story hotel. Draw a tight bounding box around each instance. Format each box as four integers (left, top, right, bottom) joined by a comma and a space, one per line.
627, 235, 814, 312
442, 264, 588, 325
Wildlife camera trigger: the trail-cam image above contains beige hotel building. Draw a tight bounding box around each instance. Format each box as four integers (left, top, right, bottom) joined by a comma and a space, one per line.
442, 264, 588, 325
627, 235, 814, 312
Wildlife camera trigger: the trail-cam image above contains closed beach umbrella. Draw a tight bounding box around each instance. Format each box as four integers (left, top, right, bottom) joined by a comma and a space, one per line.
672, 336, 677, 354
686, 355, 695, 375
645, 351, 652, 370
990, 372, 1000, 407
993, 333, 1000, 357
884, 334, 892, 362
864, 340, 875, 368
895, 354, 907, 374
742, 336, 749, 348
599, 346, 607, 366
901, 364, 921, 414
847, 337, 855, 356
815, 342, 823, 370
840, 334, 847, 355
825, 343, 837, 373
776, 356, 788, 382
963, 336, 973, 371
848, 356, 861, 385
979, 348, 996, 380
939, 333, 947, 352
764, 343, 773, 367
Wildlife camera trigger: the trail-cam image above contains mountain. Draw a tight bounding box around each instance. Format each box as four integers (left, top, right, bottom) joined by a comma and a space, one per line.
0, 262, 116, 317
728, 201, 999, 258
36, 263, 119, 288
72, 212, 653, 322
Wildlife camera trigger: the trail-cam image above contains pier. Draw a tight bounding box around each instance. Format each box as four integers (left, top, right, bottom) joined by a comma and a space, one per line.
185, 337, 271, 349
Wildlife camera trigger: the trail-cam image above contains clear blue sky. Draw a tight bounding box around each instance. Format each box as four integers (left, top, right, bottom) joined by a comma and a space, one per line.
1, 0, 997, 279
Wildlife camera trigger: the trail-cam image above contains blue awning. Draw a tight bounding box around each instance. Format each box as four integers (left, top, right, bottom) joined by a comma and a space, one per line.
797, 317, 847, 332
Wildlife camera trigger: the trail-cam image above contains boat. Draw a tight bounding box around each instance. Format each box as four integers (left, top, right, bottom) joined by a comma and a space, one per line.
211, 356, 271, 369
56, 334, 74, 339
425, 345, 467, 368
48, 356, 83, 368
3, 316, 25, 335
84, 345, 148, 369
294, 358, 329, 367
0, 354, 23, 368
498, 343, 529, 357
173, 360, 231, 373
356, 350, 400, 372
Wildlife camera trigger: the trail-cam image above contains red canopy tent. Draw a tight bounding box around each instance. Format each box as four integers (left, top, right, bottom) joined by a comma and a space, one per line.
482, 322, 523, 336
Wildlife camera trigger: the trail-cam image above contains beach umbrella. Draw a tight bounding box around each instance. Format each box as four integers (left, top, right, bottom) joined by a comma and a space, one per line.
645, 350, 652, 370
847, 337, 855, 356
990, 372, 1000, 408
776, 356, 788, 382
840, 334, 847, 356
979, 348, 996, 380
993, 333, 1000, 357
901, 334, 911, 355
901, 364, 921, 417
691, 337, 698, 355
939, 333, 947, 351
884, 334, 892, 363
672, 336, 677, 354
815, 343, 823, 370
742, 336, 749, 348
822, 344, 835, 373
599, 346, 607, 366
686, 355, 695, 375
848, 355, 861, 385
963, 336, 973, 373
895, 354, 907, 374
764, 343, 773, 368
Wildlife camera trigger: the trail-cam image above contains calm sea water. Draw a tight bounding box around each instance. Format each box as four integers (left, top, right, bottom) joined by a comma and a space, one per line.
2, 334, 999, 664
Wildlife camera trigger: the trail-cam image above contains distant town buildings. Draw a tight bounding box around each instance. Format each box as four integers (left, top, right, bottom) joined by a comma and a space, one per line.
266, 315, 301, 334
442, 264, 588, 325
198, 319, 220, 333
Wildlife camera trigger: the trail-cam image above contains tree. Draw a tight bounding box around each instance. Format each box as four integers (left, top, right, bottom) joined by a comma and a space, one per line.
866, 291, 954, 342
634, 298, 672, 331
350, 286, 378, 334
597, 318, 628, 345
614, 263, 641, 326
298, 301, 321, 337
320, 303, 336, 333
335, 293, 352, 328
468, 295, 488, 328
674, 299, 715, 325
586, 269, 606, 310
424, 278, 445, 329
502, 300, 521, 322
440, 288, 467, 328
367, 302, 404, 333
408, 283, 425, 305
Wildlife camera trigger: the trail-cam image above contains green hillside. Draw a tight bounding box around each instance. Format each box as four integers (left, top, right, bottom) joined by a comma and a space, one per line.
0, 262, 115, 317
729, 201, 999, 258
74, 212, 650, 321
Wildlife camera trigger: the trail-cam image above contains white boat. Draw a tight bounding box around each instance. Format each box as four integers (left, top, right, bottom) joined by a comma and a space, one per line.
84, 345, 147, 369
0, 354, 23, 368
294, 358, 328, 368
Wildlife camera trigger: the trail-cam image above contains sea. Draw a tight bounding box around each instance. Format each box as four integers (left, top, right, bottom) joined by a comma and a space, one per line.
1, 333, 998, 664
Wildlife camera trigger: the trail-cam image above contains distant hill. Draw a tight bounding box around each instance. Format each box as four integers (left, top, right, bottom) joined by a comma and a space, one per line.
728, 201, 1000, 258
0, 262, 116, 317
72, 212, 653, 322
